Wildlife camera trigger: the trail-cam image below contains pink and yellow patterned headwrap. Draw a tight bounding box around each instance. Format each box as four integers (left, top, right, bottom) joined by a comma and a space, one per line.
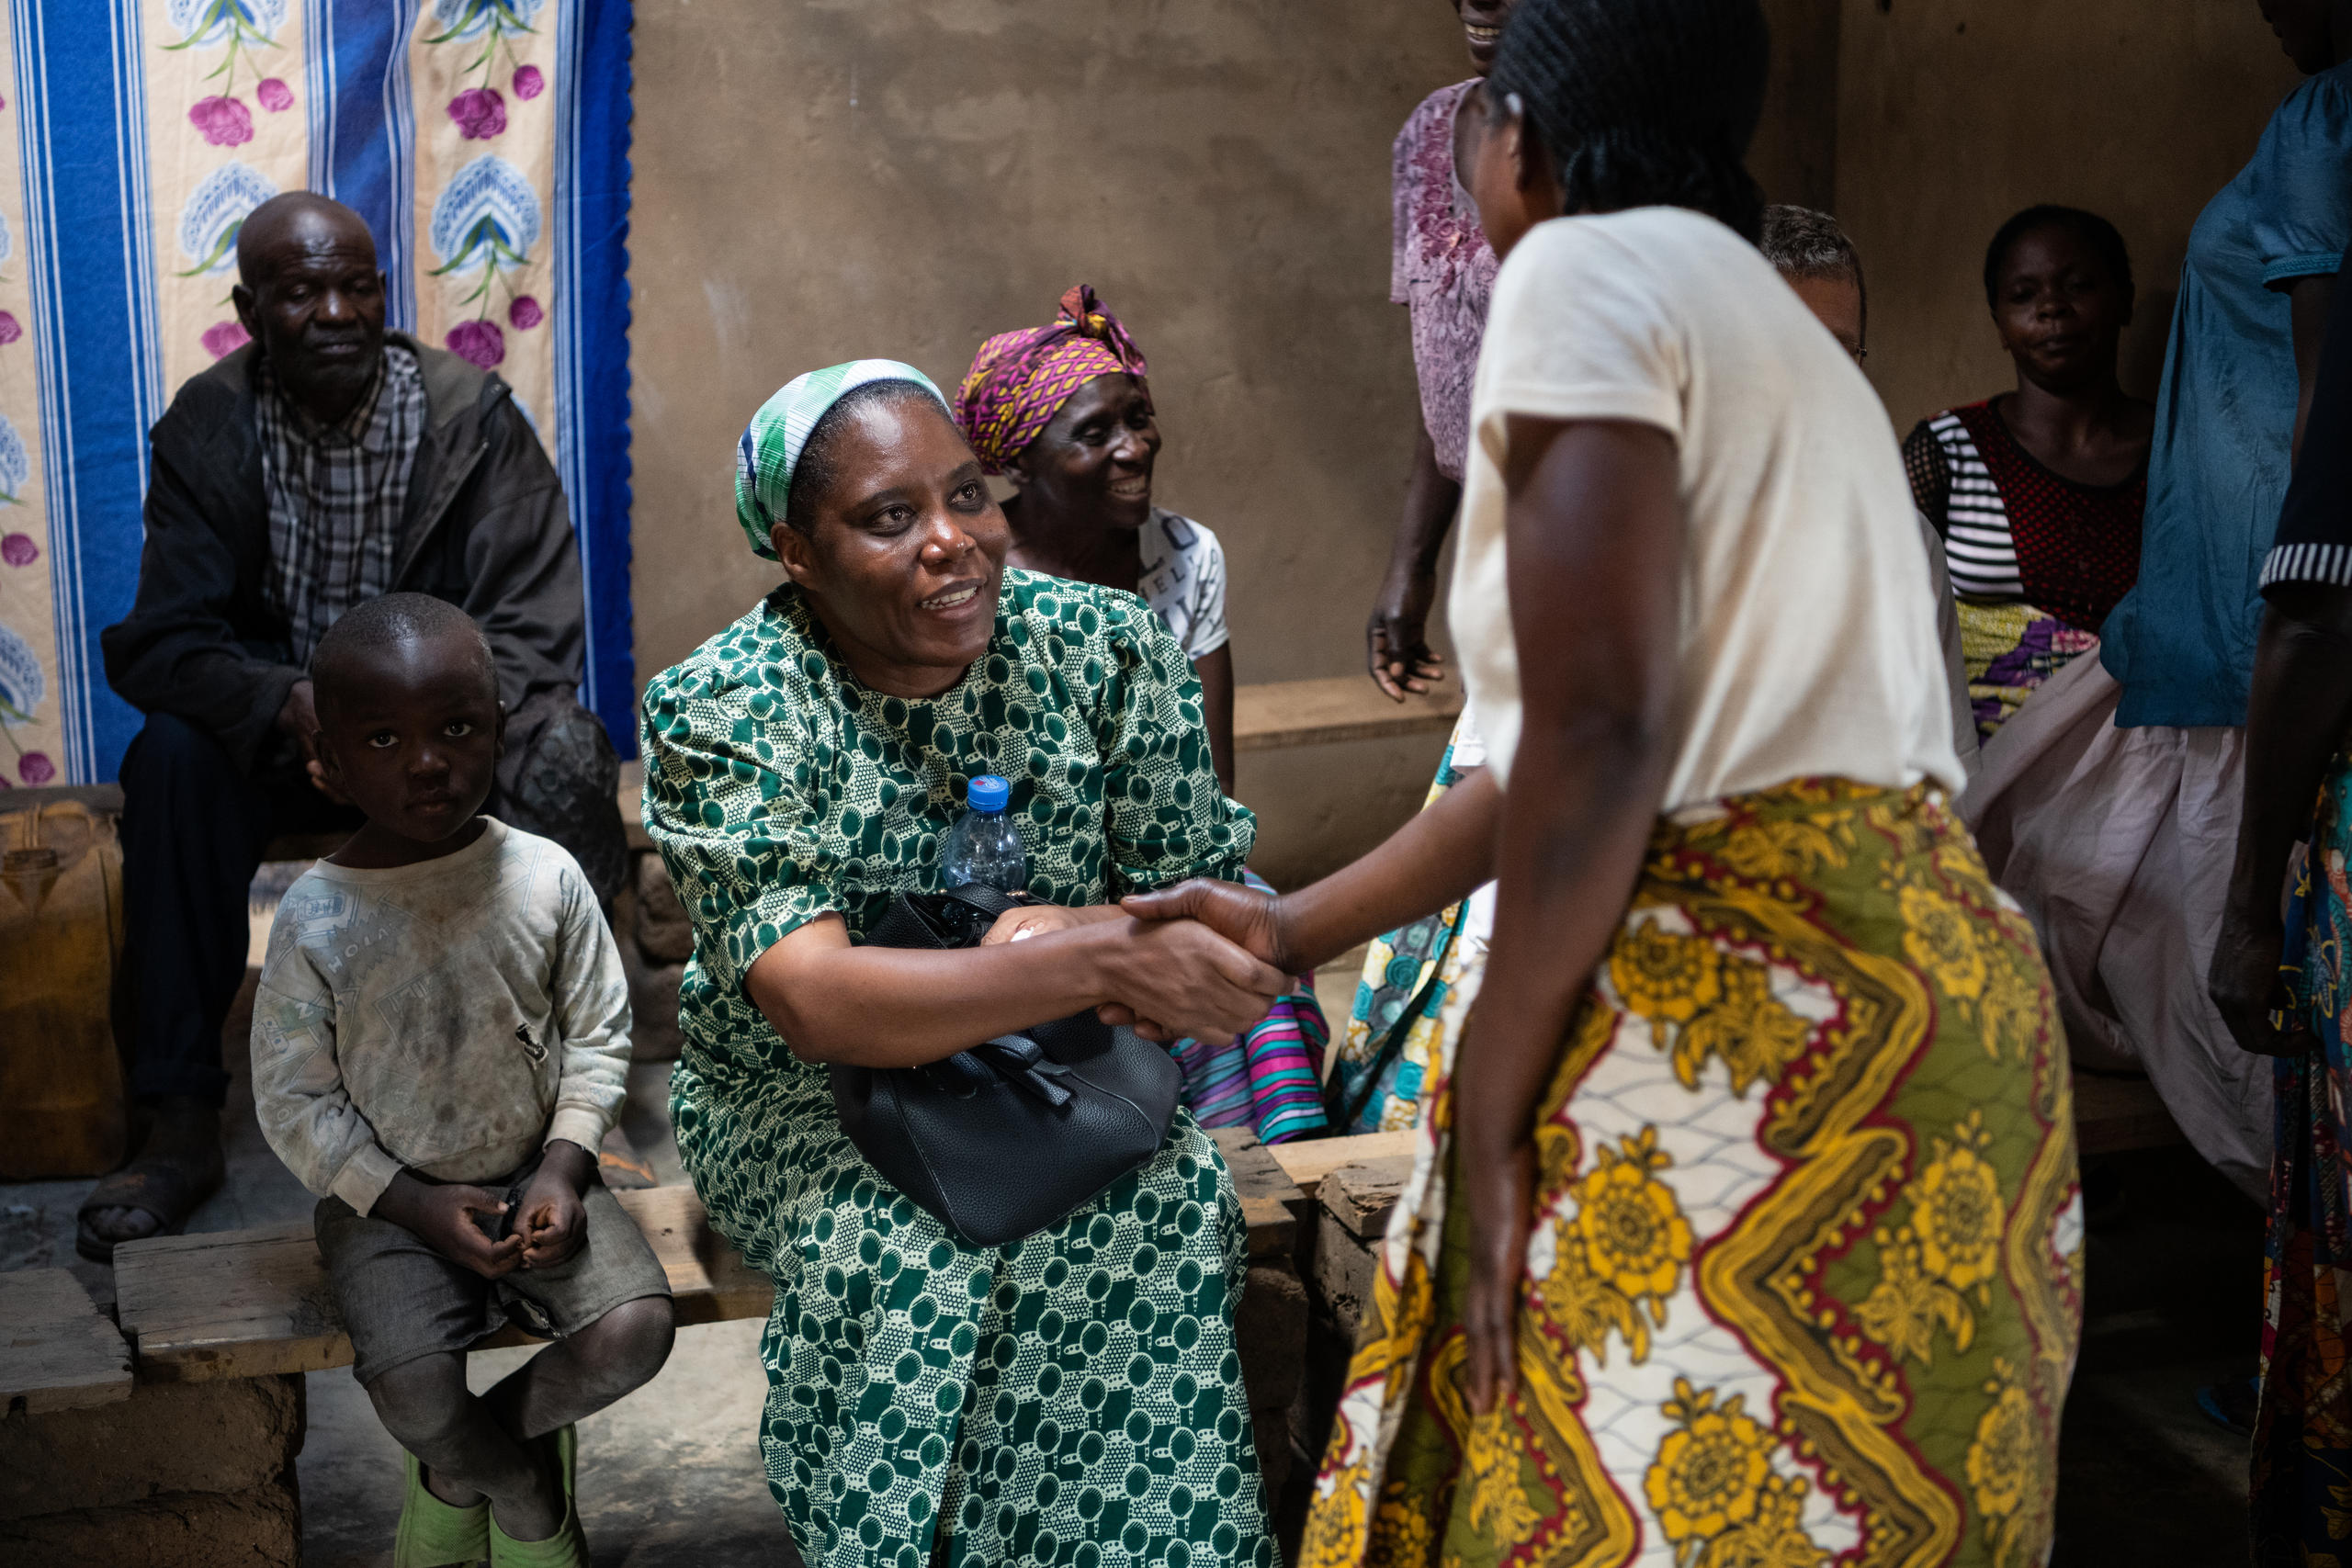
954, 285, 1151, 475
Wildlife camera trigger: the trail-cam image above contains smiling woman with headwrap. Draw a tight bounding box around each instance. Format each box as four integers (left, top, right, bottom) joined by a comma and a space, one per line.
957, 288, 1332, 1147
956, 287, 1235, 789
639, 360, 1284, 1566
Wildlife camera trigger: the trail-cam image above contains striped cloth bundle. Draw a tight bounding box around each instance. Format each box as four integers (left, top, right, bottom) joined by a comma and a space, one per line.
1167, 870, 1331, 1145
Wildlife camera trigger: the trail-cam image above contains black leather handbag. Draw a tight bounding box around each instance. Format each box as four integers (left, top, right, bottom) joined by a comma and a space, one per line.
829, 884, 1183, 1247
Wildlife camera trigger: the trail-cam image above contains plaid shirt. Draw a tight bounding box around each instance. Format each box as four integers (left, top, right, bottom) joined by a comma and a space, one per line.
254, 343, 427, 664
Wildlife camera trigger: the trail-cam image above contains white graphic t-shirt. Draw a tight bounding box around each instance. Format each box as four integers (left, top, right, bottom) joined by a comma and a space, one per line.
1136, 509, 1229, 660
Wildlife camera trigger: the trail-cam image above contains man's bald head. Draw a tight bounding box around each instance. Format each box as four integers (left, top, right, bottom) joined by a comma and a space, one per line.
236, 193, 375, 292
231, 192, 387, 426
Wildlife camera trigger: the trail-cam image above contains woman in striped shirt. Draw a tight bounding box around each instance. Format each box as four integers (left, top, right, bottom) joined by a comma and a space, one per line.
1904, 205, 2152, 740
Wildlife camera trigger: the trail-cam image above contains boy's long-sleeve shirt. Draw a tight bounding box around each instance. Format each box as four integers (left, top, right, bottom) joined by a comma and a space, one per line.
251, 818, 631, 1214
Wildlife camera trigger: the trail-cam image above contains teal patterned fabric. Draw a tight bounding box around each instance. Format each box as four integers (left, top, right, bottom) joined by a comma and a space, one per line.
640, 569, 1275, 1567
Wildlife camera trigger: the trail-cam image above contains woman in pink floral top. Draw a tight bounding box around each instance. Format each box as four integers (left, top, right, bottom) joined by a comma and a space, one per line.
1336, 2, 1517, 1140
1366, 0, 1515, 698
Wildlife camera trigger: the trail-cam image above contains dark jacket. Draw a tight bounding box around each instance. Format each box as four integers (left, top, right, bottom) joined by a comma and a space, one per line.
101, 333, 585, 773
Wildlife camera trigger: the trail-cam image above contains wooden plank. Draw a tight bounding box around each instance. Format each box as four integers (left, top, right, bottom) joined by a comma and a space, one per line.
2074, 1073, 2186, 1156
0, 1269, 132, 1414
4, 782, 124, 817
118, 1186, 775, 1383
611, 1184, 773, 1325
115, 1222, 349, 1382
1208, 1128, 1306, 1257
1320, 1158, 1413, 1242
1269, 1130, 1418, 1201
1233, 677, 1462, 754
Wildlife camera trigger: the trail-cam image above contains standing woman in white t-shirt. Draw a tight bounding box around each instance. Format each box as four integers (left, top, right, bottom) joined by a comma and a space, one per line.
1122, 0, 2076, 1559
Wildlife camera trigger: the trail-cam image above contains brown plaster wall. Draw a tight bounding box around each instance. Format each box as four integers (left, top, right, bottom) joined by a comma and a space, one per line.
628, 0, 1466, 698
1835, 0, 2304, 434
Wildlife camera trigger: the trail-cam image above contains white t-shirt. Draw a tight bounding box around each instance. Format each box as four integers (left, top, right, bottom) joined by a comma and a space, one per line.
1448, 207, 1964, 808
1137, 509, 1228, 660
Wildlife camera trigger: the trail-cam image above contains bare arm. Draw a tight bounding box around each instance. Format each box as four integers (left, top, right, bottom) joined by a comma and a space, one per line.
2290, 273, 2337, 462
744, 909, 1285, 1066
2211, 585, 2352, 1055
1457, 417, 1683, 1415
1368, 422, 1461, 699
1194, 642, 1237, 797
1116, 765, 1500, 974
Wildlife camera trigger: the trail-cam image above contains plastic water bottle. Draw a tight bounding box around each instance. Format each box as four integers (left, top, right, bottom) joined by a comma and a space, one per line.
941, 774, 1027, 891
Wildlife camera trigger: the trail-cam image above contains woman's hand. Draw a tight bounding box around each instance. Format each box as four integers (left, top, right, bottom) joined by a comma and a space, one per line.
1118, 878, 1295, 972
1089, 917, 1286, 1045
978, 903, 1120, 946
1368, 422, 1461, 702
2210, 908, 2305, 1057
1368, 565, 1448, 701
1461, 1134, 1535, 1416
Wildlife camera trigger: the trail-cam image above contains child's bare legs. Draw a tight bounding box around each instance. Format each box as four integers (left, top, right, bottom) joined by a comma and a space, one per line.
368, 1296, 674, 1542
367, 1352, 559, 1538
483, 1295, 675, 1445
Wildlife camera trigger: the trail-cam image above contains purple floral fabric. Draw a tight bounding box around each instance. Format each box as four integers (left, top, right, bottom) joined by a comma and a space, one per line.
446, 319, 505, 368
201, 321, 250, 360
449, 86, 506, 141
1391, 79, 1498, 483
188, 95, 254, 148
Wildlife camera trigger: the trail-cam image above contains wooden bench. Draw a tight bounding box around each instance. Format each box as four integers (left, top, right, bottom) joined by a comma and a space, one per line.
98, 1130, 1396, 1387
112, 1186, 769, 1384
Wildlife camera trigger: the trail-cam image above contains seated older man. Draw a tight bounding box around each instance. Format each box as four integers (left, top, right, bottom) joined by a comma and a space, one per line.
84, 192, 627, 1260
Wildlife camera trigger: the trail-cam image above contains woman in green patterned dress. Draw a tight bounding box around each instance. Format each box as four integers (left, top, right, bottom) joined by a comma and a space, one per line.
639, 360, 1291, 1568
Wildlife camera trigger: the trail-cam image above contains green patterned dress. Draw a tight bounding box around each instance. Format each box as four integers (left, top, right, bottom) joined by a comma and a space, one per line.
640, 570, 1276, 1568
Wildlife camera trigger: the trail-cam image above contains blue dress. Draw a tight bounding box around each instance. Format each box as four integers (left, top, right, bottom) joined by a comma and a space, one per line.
2099, 62, 2352, 729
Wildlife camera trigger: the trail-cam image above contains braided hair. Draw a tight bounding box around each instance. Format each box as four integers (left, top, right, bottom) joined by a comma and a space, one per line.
1487, 0, 1770, 242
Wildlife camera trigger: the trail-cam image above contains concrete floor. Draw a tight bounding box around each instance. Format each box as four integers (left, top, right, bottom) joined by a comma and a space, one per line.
0, 892, 2267, 1565
2051, 1145, 2264, 1565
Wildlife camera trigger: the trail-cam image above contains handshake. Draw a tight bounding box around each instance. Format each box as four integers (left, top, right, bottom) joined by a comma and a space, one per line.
975, 879, 1305, 1047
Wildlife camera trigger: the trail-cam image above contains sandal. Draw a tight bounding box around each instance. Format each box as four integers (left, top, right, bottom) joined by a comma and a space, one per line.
488, 1424, 587, 1567
394, 1450, 490, 1568
596, 1125, 657, 1190
74, 1100, 224, 1263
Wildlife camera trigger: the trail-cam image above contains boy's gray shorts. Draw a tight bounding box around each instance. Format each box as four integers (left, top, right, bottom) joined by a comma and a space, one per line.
316, 1158, 671, 1386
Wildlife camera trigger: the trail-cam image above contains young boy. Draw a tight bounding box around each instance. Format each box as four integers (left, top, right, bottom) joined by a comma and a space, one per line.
251, 593, 672, 1568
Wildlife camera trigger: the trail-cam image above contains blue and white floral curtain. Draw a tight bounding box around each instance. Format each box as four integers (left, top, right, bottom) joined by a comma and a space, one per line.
0, 0, 634, 787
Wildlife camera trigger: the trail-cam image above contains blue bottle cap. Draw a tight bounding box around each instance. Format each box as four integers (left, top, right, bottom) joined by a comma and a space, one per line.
967, 774, 1011, 813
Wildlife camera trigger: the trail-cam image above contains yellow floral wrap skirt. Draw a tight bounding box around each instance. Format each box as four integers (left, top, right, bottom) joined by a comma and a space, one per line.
1300, 780, 2083, 1568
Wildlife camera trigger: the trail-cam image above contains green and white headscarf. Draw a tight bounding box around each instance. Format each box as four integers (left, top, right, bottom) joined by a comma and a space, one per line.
734, 359, 951, 558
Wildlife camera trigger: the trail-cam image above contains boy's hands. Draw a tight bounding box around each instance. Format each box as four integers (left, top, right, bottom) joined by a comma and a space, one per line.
514, 1139, 596, 1269
376, 1171, 523, 1280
